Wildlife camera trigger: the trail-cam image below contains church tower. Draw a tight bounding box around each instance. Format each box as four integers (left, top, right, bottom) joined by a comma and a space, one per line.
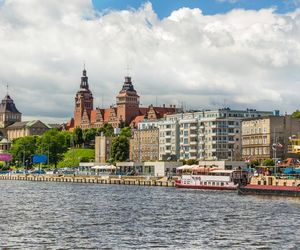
74, 67, 93, 128
0, 94, 22, 138
116, 76, 140, 125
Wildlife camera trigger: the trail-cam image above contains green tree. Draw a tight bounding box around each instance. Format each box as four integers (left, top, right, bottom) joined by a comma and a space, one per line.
119, 127, 132, 138
292, 110, 300, 118
111, 136, 129, 162
263, 158, 275, 166
10, 136, 39, 168
250, 160, 260, 167
39, 129, 68, 168
83, 128, 97, 146
186, 159, 198, 165
74, 128, 84, 146
97, 123, 114, 137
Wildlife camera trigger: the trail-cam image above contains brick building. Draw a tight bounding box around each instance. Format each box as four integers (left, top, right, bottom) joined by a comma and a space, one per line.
68, 68, 179, 130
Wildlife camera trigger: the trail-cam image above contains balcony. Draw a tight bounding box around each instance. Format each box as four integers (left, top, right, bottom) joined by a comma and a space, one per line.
190, 126, 197, 130
190, 141, 197, 145
190, 148, 197, 153
190, 134, 197, 137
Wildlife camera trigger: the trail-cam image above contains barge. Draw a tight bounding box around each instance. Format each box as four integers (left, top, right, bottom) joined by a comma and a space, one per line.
238, 175, 300, 197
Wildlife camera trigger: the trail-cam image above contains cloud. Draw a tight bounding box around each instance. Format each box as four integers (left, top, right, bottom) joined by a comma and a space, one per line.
0, 0, 300, 123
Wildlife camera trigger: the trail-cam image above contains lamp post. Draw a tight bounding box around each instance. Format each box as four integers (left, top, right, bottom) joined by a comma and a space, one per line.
22, 145, 26, 172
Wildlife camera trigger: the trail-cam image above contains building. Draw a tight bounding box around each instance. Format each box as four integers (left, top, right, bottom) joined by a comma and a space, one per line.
0, 138, 12, 153
0, 94, 22, 138
6, 120, 51, 140
130, 128, 159, 162
69, 67, 179, 130
139, 108, 274, 161
197, 160, 247, 170
116, 161, 182, 177
95, 136, 113, 164
242, 115, 300, 162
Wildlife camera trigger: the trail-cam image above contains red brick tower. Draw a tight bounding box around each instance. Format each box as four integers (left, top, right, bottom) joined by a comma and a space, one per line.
116, 76, 140, 125
74, 68, 93, 128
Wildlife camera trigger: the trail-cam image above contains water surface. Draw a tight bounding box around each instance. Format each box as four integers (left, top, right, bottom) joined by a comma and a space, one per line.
0, 181, 299, 249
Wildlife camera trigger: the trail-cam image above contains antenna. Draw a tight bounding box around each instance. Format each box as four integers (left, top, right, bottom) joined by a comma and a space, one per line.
125, 64, 131, 77
6, 84, 8, 95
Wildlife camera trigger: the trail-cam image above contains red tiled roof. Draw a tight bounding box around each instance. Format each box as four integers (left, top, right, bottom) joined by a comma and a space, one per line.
131, 115, 145, 127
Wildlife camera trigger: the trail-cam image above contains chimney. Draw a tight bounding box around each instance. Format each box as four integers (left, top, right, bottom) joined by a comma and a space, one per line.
163, 104, 165, 108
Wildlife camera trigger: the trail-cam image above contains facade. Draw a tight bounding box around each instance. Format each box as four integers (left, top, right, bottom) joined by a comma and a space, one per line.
130, 128, 159, 162
70, 68, 179, 130
95, 136, 113, 164
197, 160, 247, 170
6, 120, 51, 140
116, 161, 182, 177
0, 94, 22, 138
242, 115, 300, 162
139, 108, 274, 161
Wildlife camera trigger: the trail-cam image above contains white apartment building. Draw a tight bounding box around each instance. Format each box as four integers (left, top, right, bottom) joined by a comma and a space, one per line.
139, 108, 273, 161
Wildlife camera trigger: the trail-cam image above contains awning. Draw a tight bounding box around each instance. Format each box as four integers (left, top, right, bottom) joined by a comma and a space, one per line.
92, 165, 117, 170
176, 165, 194, 170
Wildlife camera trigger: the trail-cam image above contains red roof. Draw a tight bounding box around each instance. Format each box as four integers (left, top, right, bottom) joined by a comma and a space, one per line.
131, 115, 145, 127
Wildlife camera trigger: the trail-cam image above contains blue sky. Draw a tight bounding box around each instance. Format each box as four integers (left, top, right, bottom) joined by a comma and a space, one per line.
92, 0, 300, 18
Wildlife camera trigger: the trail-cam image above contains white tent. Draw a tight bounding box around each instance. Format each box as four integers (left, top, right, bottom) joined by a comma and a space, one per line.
176, 165, 194, 170
91, 165, 105, 170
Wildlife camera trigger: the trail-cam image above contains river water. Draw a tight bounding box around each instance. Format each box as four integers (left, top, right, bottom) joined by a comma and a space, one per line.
0, 181, 299, 249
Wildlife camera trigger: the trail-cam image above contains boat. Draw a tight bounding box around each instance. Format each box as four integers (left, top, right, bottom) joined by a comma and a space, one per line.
238, 174, 300, 197
175, 168, 248, 190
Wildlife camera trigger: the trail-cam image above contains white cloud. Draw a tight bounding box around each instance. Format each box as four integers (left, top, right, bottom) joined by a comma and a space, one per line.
0, 0, 300, 122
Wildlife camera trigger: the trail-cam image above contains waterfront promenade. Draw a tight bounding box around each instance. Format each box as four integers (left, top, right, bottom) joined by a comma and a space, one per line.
0, 174, 176, 187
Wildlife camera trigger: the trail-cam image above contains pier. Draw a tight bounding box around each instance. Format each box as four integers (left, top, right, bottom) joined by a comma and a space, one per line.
0, 174, 176, 187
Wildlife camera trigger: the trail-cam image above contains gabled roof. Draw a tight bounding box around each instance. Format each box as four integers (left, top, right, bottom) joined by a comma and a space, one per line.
6, 120, 51, 130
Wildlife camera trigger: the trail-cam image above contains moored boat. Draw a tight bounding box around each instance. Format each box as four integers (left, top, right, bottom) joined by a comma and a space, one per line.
175, 168, 248, 190
238, 175, 300, 197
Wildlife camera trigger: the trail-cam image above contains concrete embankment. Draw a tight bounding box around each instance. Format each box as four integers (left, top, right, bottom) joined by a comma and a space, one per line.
0, 174, 176, 187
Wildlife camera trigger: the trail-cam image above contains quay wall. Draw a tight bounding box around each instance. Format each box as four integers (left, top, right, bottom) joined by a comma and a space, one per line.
0, 174, 176, 187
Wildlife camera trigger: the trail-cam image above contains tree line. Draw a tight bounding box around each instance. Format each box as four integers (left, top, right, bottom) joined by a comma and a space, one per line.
7, 123, 132, 169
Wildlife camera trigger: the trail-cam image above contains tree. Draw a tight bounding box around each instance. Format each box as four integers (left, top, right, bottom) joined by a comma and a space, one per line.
39, 129, 68, 168
83, 128, 97, 146
292, 110, 300, 118
74, 128, 84, 146
186, 159, 197, 165
97, 123, 114, 137
263, 158, 275, 166
250, 160, 260, 167
111, 136, 129, 162
119, 127, 131, 138
10, 136, 39, 168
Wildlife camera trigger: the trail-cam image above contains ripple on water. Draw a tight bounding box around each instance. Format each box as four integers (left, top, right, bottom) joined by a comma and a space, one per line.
0, 181, 300, 249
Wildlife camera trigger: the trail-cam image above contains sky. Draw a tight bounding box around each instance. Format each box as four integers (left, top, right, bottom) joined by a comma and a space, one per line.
1, 0, 300, 123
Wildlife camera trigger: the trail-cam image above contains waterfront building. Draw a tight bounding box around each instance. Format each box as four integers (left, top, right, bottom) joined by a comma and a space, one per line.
95, 136, 113, 164
116, 161, 181, 177
129, 128, 159, 162
6, 120, 51, 140
242, 115, 300, 162
139, 108, 273, 161
69, 68, 179, 130
197, 160, 247, 170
